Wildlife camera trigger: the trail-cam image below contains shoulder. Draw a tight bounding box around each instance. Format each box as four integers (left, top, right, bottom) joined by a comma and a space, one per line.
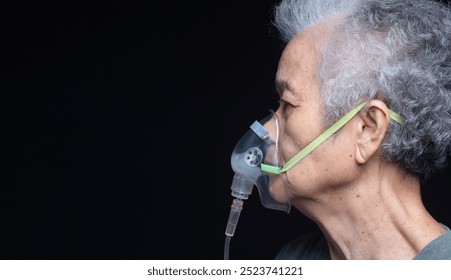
414, 225, 451, 260
275, 229, 330, 260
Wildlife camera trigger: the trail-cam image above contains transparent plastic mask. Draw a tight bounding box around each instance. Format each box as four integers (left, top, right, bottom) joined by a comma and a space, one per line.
230, 112, 291, 213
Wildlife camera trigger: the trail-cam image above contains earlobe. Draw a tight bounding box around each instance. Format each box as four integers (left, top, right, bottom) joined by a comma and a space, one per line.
354, 100, 391, 164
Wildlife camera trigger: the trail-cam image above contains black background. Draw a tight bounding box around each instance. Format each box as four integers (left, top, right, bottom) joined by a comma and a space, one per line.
3, 0, 451, 260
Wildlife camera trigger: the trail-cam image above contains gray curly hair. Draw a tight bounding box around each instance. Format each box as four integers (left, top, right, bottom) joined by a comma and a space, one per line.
273, 0, 451, 177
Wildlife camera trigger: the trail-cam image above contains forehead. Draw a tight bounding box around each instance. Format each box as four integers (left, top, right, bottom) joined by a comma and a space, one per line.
276, 21, 333, 92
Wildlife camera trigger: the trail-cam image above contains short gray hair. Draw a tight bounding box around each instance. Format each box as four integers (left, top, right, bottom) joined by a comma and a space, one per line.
273, 0, 451, 177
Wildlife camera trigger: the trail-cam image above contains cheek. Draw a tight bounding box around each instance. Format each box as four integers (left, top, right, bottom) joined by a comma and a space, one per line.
279, 116, 322, 164
323, 135, 356, 180
286, 136, 356, 195
279, 120, 303, 159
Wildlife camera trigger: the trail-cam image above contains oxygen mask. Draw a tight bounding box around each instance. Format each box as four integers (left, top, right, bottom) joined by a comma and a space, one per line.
224, 111, 291, 259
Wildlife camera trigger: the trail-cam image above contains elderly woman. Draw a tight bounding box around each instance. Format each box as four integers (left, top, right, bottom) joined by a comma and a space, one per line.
254, 0, 451, 259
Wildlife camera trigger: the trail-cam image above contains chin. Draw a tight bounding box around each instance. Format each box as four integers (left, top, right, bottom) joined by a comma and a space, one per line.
269, 181, 291, 204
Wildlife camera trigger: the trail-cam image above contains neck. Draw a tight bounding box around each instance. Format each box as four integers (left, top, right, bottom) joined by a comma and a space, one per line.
292, 163, 446, 259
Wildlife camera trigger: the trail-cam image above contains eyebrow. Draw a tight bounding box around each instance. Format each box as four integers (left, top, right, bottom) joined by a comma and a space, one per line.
275, 79, 295, 97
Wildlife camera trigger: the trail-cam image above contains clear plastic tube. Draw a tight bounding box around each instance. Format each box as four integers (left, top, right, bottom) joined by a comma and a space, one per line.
225, 198, 243, 236
224, 198, 244, 260
224, 235, 232, 260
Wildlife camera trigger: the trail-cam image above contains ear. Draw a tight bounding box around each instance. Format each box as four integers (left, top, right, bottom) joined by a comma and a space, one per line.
354, 100, 391, 164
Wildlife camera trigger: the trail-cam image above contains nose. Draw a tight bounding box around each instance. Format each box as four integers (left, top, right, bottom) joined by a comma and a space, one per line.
262, 114, 277, 140
263, 107, 283, 142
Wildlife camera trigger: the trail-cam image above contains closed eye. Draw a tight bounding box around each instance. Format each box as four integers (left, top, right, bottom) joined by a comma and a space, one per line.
279, 98, 296, 108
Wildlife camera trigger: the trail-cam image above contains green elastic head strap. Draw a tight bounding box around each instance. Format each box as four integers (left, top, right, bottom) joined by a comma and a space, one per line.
260, 102, 404, 175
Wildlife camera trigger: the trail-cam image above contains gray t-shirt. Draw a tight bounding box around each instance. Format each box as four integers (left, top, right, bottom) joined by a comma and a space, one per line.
275, 225, 451, 260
